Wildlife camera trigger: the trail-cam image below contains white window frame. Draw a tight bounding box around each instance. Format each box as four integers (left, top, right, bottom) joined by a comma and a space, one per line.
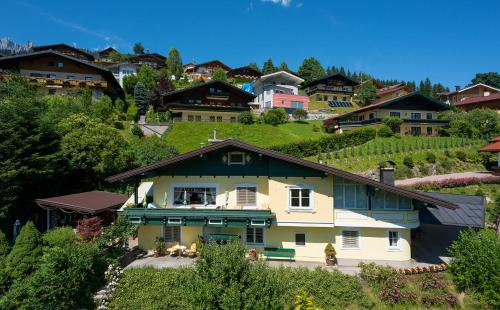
334, 178, 368, 210
228, 151, 245, 165
341, 229, 361, 250
387, 230, 401, 251
245, 227, 265, 246
236, 183, 258, 209
287, 184, 314, 212
162, 225, 181, 243
250, 219, 266, 226
208, 219, 223, 225
169, 182, 219, 209
294, 232, 306, 247
167, 218, 182, 225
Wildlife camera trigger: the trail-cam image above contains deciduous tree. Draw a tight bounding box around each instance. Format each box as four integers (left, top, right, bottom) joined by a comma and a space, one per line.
166, 47, 183, 79
356, 80, 377, 105
212, 68, 228, 82
133, 42, 145, 55
471, 72, 500, 89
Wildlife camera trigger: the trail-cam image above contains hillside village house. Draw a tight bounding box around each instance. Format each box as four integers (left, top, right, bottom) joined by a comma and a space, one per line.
32, 43, 95, 61
227, 66, 262, 81
0, 50, 124, 99
376, 83, 413, 101
103, 62, 138, 87
302, 73, 359, 108
128, 53, 166, 69
183, 60, 231, 81
437, 83, 500, 106
98, 47, 119, 62
251, 70, 309, 112
324, 92, 450, 135
453, 92, 500, 112
106, 139, 470, 263
158, 80, 255, 122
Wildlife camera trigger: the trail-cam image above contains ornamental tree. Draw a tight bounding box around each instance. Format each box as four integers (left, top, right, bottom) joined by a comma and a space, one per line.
134, 82, 148, 115
5, 221, 42, 281
292, 109, 308, 121
76, 217, 103, 241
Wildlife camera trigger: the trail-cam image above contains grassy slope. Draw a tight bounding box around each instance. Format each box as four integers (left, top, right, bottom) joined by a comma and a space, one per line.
305, 136, 486, 173
163, 120, 327, 153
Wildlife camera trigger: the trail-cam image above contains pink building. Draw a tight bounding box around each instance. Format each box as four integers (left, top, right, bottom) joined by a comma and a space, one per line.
272, 93, 309, 112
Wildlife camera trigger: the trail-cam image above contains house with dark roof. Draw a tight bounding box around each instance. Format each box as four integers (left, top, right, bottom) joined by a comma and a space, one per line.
437, 83, 500, 107
104, 139, 483, 263
301, 73, 359, 108
98, 47, 119, 62
454, 92, 500, 111
184, 60, 231, 81
32, 43, 95, 61
0, 50, 124, 99
157, 80, 255, 122
227, 66, 262, 81
376, 83, 413, 101
324, 92, 450, 136
129, 53, 166, 69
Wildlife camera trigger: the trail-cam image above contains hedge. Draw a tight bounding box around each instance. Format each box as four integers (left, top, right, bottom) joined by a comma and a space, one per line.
268, 127, 376, 158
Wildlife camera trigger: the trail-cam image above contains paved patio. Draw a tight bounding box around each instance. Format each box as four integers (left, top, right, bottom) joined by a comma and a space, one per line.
125, 252, 442, 275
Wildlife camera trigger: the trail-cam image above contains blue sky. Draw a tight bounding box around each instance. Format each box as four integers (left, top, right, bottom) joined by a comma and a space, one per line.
3, 0, 499, 87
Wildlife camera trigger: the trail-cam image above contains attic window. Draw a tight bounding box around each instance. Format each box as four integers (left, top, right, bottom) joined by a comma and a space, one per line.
228, 152, 245, 165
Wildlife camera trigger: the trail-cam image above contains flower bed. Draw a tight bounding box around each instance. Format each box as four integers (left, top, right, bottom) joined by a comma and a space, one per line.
401, 175, 500, 191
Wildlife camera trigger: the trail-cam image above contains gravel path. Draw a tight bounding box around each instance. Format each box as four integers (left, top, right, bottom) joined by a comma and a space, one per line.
395, 171, 498, 187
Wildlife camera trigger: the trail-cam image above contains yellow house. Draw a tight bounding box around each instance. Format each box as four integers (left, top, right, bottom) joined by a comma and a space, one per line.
106, 140, 457, 263
376, 84, 413, 102
324, 92, 450, 136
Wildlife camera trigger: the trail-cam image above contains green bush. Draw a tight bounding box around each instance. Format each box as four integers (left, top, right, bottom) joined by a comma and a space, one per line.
42, 227, 80, 249
113, 121, 125, 130
129, 136, 179, 166
5, 221, 42, 282
91, 95, 114, 121
126, 103, 139, 121
455, 150, 467, 162
448, 229, 500, 307
292, 108, 308, 121
261, 108, 288, 125
238, 111, 255, 124
425, 151, 436, 163
130, 124, 143, 137
383, 117, 403, 133
377, 125, 393, 137
269, 128, 376, 158
403, 156, 414, 169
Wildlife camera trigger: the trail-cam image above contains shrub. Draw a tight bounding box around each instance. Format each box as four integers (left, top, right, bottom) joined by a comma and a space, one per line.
91, 95, 114, 121
269, 127, 376, 158
126, 102, 139, 121
312, 124, 320, 132
359, 262, 400, 286
448, 229, 500, 307
42, 227, 80, 249
455, 150, 467, 162
238, 111, 255, 124
403, 156, 414, 168
113, 121, 125, 130
76, 217, 103, 241
292, 108, 308, 121
5, 221, 42, 282
377, 125, 393, 137
261, 108, 288, 125
425, 151, 436, 163
129, 136, 179, 166
0, 230, 9, 258
130, 124, 143, 137
383, 117, 403, 133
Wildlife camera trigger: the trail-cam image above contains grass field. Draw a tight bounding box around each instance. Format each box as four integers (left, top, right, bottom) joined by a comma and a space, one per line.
163, 120, 327, 153
305, 136, 487, 174
308, 100, 360, 114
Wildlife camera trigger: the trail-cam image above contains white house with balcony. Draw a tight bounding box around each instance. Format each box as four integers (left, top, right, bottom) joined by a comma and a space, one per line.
252, 71, 309, 112
107, 62, 139, 87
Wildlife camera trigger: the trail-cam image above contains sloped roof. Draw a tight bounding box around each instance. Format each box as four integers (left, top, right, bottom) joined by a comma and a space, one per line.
193, 60, 231, 71
326, 92, 449, 121
162, 80, 255, 101
479, 141, 500, 152
419, 192, 485, 228
256, 70, 304, 86
36, 191, 128, 214
302, 73, 359, 88
106, 139, 458, 210
0, 50, 124, 98
227, 66, 262, 78
377, 83, 413, 96
32, 43, 95, 61
454, 92, 500, 106
448, 83, 500, 96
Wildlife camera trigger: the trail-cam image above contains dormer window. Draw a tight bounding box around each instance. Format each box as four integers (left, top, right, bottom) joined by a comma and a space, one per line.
228, 152, 245, 165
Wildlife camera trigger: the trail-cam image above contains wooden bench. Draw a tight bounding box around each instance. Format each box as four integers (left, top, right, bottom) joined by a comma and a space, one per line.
263, 247, 295, 261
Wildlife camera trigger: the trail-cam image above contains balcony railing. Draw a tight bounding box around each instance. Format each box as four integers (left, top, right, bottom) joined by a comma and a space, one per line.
27, 76, 107, 88
334, 209, 419, 228
338, 118, 449, 127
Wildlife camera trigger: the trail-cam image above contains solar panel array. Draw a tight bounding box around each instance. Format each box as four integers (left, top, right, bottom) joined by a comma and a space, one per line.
328, 101, 353, 107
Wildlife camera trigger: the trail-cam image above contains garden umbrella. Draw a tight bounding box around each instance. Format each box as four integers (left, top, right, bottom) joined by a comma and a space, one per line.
12, 220, 21, 242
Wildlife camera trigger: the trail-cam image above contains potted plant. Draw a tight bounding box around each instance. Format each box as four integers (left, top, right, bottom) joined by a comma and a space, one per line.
324, 243, 337, 266
248, 248, 258, 261
154, 237, 166, 257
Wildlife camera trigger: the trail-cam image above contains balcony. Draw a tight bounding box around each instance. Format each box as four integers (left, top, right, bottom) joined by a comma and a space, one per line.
334, 209, 419, 228
27, 76, 107, 88
121, 207, 275, 228
337, 118, 449, 128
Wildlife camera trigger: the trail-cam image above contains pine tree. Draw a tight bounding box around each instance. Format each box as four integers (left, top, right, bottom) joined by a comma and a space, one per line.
339, 66, 346, 76
356, 80, 377, 105
134, 82, 148, 115
248, 63, 259, 71
262, 59, 277, 75
166, 47, 183, 79
5, 221, 42, 281
278, 62, 290, 72
297, 57, 325, 83
133, 42, 145, 54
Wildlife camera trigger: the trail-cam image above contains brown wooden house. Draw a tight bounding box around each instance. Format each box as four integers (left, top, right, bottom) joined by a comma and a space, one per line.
184, 60, 231, 80
129, 53, 166, 69
0, 50, 124, 99
227, 66, 262, 80
158, 80, 255, 122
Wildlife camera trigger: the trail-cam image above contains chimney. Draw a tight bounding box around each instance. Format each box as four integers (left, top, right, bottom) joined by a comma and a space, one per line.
379, 161, 396, 186
455, 85, 461, 92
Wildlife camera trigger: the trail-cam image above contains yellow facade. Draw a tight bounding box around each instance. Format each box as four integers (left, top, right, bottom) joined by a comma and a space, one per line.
133, 172, 415, 262
171, 109, 241, 123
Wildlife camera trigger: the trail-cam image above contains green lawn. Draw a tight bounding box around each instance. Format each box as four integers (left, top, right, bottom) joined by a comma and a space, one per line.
308, 100, 360, 114
163, 120, 327, 153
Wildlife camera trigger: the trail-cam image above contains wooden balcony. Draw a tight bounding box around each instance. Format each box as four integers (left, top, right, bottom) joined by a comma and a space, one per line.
27, 76, 107, 88
334, 209, 419, 228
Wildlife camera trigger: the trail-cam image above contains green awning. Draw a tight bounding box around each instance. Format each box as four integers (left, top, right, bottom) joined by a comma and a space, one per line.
121, 208, 274, 228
